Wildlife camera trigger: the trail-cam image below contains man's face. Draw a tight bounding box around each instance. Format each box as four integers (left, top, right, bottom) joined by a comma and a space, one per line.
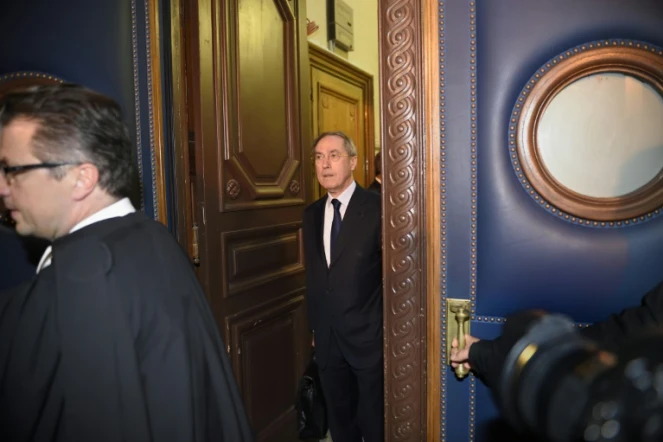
314, 135, 357, 197
0, 119, 74, 239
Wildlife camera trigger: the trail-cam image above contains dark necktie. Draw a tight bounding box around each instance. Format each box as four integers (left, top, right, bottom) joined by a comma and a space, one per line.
330, 198, 342, 259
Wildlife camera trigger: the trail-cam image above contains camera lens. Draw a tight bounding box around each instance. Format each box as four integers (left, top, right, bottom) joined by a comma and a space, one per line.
498, 314, 663, 442
499, 315, 615, 442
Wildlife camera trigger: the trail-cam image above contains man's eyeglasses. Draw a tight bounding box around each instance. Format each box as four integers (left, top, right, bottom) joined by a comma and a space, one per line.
0, 162, 77, 183
312, 152, 353, 164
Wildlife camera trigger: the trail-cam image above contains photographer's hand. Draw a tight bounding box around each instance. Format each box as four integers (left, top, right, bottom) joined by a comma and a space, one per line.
450, 334, 480, 371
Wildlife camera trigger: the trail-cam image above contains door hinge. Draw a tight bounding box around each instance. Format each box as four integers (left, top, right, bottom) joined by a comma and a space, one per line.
192, 222, 200, 266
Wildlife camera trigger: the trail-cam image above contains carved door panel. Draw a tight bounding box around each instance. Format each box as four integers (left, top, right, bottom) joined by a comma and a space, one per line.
183, 0, 312, 440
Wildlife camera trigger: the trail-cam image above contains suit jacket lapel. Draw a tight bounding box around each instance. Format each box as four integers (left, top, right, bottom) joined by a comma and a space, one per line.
313, 198, 327, 266
329, 187, 366, 267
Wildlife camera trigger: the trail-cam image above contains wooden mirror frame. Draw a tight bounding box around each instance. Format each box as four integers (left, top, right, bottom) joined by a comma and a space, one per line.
0, 71, 64, 97
514, 41, 663, 222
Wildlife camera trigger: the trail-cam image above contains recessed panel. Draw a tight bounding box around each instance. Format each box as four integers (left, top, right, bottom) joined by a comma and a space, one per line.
238, 0, 290, 179
241, 314, 294, 432
226, 294, 305, 440
220, 0, 303, 208
222, 223, 304, 297
318, 87, 361, 142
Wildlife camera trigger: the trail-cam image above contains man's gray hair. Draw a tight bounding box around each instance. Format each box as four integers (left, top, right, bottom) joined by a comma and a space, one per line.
312, 131, 357, 157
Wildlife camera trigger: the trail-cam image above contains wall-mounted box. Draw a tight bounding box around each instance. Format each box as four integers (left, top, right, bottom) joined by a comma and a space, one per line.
327, 0, 354, 51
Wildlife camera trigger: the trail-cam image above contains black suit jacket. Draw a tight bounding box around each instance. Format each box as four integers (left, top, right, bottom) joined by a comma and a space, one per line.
367, 179, 381, 195
303, 185, 383, 369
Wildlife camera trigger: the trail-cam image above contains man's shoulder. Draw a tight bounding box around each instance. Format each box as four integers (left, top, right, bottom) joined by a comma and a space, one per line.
99, 213, 180, 259
52, 213, 195, 301
55, 213, 178, 266
352, 185, 381, 210
304, 195, 326, 215
366, 179, 381, 195
68, 212, 155, 240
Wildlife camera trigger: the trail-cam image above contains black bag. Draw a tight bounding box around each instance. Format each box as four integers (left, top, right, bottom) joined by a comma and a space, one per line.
296, 352, 328, 439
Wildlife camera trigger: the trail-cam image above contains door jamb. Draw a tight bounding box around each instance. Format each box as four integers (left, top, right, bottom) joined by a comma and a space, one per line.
379, 0, 438, 440
167, 0, 439, 439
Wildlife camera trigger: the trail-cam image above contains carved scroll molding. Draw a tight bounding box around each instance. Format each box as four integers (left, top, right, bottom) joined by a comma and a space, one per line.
380, 0, 428, 440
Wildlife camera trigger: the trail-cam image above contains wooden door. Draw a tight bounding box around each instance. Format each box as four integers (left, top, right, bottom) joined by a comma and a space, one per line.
309, 44, 375, 200
172, 0, 312, 440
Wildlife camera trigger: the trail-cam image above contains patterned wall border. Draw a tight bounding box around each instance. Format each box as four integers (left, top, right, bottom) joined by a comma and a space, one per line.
438, 0, 447, 440
145, 0, 168, 224
131, 0, 146, 212
468, 3, 478, 441
145, 0, 159, 219
131, 0, 167, 223
469, 0, 478, 313
509, 39, 663, 228
473, 315, 506, 323
380, 0, 428, 440
466, 314, 593, 328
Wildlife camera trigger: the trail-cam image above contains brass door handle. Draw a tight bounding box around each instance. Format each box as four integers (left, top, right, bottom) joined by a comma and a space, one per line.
446, 299, 471, 379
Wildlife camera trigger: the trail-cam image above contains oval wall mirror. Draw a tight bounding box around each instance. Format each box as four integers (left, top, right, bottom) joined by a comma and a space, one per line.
537, 72, 663, 199
513, 41, 663, 223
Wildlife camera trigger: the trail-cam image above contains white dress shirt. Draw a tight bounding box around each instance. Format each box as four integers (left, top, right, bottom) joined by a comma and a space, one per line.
36, 197, 136, 273
323, 181, 356, 267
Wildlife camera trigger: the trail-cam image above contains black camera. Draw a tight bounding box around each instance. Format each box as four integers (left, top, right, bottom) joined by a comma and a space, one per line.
498, 314, 663, 442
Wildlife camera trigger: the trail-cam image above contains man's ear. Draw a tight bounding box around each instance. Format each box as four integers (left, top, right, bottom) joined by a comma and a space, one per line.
72, 163, 100, 200
350, 155, 358, 171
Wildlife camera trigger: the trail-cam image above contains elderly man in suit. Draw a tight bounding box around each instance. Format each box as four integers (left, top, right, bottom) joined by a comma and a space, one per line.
302, 131, 383, 442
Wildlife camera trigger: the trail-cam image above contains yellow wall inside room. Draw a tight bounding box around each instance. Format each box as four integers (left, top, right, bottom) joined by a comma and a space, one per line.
306, 0, 381, 154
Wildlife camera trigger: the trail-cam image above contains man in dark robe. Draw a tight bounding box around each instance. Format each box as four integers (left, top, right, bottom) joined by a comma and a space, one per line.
0, 84, 253, 441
